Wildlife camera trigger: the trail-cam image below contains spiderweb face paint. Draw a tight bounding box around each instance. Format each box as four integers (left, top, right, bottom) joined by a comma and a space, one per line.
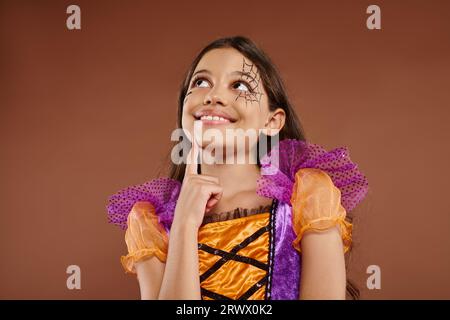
234, 58, 264, 108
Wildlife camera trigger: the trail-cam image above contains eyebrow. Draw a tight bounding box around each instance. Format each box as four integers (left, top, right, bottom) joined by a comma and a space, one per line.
192, 69, 257, 83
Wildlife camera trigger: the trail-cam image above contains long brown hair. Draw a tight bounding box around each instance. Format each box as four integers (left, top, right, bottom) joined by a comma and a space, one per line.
164, 35, 359, 300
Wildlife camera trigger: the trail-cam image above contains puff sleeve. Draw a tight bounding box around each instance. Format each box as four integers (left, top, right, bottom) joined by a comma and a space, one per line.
290, 168, 352, 254
120, 201, 168, 274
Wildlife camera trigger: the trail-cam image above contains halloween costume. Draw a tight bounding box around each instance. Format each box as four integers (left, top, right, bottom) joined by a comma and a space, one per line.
107, 139, 369, 300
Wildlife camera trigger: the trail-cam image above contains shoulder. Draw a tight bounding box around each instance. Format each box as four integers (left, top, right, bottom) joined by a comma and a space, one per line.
106, 177, 181, 231
257, 139, 369, 212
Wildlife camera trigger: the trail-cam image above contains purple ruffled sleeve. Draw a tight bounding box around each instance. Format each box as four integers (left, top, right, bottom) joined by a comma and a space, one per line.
106, 177, 181, 231
256, 139, 369, 212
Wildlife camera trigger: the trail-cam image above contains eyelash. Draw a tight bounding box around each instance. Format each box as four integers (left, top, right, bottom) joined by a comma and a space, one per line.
190, 76, 254, 93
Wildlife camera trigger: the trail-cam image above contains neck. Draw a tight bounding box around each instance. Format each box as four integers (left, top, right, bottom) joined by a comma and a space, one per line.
200, 162, 261, 199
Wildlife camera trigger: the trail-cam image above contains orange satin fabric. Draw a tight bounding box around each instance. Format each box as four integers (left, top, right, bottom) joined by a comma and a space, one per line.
198, 213, 270, 300
121, 203, 271, 300
290, 168, 352, 253
121, 201, 168, 273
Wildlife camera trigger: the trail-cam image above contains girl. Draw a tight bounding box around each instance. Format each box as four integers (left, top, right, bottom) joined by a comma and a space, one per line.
107, 36, 369, 300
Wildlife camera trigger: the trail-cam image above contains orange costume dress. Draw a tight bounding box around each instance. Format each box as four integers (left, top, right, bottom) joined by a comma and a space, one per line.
107, 139, 369, 300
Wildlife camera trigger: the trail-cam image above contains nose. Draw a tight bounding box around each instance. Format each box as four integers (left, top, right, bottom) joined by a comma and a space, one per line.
203, 87, 228, 107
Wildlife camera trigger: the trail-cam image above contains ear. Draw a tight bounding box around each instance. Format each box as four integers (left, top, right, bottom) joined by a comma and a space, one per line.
264, 107, 286, 136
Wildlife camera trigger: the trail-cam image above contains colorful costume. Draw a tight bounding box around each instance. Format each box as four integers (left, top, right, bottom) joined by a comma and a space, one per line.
107, 139, 369, 300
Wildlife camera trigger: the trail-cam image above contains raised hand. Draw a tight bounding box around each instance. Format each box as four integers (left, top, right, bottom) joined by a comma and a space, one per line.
172, 126, 223, 230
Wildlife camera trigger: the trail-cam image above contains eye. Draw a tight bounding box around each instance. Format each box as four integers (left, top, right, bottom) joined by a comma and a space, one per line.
233, 81, 252, 92
192, 77, 210, 88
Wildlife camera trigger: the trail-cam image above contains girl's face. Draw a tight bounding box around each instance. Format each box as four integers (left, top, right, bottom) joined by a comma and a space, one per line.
182, 48, 284, 157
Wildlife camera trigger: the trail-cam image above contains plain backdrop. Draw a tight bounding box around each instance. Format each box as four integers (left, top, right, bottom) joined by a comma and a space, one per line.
1, 0, 449, 299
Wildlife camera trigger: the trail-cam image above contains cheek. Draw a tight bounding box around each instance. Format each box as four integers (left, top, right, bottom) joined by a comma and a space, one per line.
236, 106, 269, 129
181, 91, 202, 124
234, 90, 269, 125
181, 115, 194, 138
181, 108, 194, 140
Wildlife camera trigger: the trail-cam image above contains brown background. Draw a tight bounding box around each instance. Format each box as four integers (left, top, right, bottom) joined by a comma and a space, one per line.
1, 0, 449, 299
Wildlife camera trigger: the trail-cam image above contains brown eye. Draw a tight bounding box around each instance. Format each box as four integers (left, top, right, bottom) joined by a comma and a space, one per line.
233, 81, 251, 92
192, 77, 210, 88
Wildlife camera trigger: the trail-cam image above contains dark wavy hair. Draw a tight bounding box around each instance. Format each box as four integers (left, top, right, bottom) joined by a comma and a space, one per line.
164, 35, 359, 300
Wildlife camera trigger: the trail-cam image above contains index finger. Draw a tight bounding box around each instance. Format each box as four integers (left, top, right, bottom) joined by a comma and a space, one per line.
185, 125, 200, 176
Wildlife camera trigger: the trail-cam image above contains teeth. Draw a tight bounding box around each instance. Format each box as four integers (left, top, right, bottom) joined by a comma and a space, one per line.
200, 115, 230, 122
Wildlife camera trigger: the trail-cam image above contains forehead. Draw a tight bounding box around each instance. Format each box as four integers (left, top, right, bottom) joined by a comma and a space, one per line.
194, 48, 257, 76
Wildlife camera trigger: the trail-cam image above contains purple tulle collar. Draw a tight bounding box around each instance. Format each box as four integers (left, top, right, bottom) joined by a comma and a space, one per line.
256, 139, 369, 212
107, 177, 181, 230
